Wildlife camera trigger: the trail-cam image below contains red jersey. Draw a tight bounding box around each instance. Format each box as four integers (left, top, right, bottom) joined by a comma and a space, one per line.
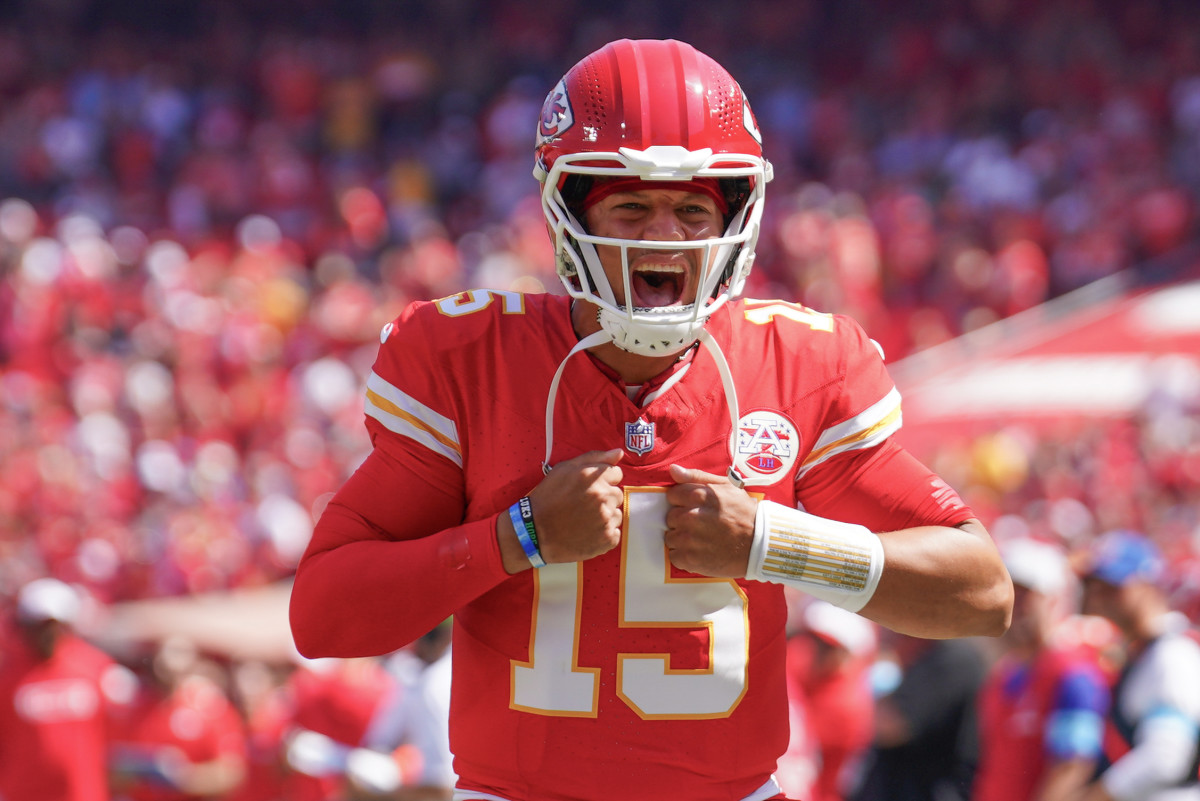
973, 647, 1109, 801
292, 291, 973, 801
111, 675, 247, 801
0, 632, 133, 801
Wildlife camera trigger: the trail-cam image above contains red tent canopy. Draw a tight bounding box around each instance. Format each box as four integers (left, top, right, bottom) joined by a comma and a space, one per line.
890, 277, 1200, 458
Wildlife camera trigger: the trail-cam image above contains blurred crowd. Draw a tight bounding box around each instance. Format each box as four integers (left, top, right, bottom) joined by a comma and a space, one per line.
1, 0, 1199, 602
2, 0, 1200, 798
925, 410, 1200, 622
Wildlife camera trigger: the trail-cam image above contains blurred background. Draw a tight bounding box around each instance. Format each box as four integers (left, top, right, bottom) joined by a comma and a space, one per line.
0, 0, 1198, 798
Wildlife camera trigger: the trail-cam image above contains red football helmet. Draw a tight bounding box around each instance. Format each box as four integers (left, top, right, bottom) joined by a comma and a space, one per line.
534, 38, 773, 356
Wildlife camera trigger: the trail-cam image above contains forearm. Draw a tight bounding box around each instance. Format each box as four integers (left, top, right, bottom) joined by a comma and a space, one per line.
792, 442, 1012, 638
1075, 782, 1116, 801
862, 519, 1012, 639
290, 506, 510, 657
1034, 758, 1102, 801
177, 754, 246, 797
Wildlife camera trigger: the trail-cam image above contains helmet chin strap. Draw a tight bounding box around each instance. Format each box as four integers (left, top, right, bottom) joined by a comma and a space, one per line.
596, 303, 699, 357
542, 326, 745, 488
542, 329, 612, 474
695, 328, 747, 488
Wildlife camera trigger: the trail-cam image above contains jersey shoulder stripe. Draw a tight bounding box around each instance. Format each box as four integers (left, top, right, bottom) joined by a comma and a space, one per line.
365, 370, 463, 467
799, 387, 902, 477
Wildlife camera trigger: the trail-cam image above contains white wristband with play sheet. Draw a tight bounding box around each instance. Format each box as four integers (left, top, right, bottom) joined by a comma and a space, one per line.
746, 501, 884, 613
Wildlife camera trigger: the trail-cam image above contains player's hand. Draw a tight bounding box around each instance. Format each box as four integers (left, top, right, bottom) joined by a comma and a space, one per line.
501, 449, 624, 570
532, 449, 624, 563
664, 464, 757, 577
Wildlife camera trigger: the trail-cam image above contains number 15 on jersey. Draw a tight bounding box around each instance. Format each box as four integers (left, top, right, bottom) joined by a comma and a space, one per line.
511, 488, 751, 720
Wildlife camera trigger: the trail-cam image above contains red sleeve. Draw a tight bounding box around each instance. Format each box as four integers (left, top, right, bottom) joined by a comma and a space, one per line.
291, 302, 518, 658
290, 436, 511, 659
797, 438, 975, 532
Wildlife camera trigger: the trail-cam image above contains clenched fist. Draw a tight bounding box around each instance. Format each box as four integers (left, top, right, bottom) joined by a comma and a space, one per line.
498, 449, 625, 573
664, 463, 758, 578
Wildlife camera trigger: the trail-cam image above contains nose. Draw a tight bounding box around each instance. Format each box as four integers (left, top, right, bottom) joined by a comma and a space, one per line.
641, 204, 686, 241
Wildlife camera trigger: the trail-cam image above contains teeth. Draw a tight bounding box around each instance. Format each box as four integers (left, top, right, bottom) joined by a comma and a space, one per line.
633, 264, 685, 274
631, 304, 689, 313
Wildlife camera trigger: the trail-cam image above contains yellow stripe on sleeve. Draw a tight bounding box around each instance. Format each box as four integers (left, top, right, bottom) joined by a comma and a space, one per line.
364, 372, 463, 467
799, 388, 902, 477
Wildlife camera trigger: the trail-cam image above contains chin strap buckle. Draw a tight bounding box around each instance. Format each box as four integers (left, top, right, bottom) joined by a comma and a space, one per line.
727, 466, 746, 489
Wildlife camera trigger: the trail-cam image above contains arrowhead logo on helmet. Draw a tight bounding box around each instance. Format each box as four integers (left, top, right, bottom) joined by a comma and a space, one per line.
537, 79, 574, 144
742, 98, 763, 145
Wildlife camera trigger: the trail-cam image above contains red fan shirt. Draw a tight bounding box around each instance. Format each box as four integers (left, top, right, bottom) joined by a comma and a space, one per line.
0, 631, 134, 801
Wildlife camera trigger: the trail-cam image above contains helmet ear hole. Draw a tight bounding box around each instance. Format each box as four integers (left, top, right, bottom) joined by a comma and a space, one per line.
556, 231, 581, 281
560, 174, 593, 223
548, 175, 593, 285
545, 220, 579, 282
720, 177, 752, 228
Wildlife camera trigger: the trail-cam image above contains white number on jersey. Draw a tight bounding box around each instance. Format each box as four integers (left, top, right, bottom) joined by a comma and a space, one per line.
435, 289, 525, 316
511, 488, 750, 719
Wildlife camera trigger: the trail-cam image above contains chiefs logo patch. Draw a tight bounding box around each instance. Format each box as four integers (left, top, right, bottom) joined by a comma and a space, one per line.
537, 79, 574, 144
734, 410, 799, 485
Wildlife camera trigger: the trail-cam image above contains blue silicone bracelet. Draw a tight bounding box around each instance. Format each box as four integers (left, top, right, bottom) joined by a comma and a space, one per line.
509, 500, 546, 568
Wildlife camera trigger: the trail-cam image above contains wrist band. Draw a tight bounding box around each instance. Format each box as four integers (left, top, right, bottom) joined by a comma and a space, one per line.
508, 498, 546, 568
517, 497, 537, 546
746, 501, 884, 613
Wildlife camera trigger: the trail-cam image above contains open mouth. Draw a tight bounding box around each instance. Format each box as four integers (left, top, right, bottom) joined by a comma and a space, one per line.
630, 264, 687, 308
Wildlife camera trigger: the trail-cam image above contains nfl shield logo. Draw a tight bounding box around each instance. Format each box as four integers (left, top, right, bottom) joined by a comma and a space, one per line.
625, 418, 656, 456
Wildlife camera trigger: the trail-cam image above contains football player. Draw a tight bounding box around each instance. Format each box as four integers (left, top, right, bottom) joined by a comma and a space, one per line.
290, 38, 1013, 801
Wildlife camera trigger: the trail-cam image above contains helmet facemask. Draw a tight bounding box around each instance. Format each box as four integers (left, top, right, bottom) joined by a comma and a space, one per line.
540, 146, 770, 357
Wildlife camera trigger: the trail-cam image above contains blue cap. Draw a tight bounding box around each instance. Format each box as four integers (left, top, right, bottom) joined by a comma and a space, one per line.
1085, 530, 1164, 586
